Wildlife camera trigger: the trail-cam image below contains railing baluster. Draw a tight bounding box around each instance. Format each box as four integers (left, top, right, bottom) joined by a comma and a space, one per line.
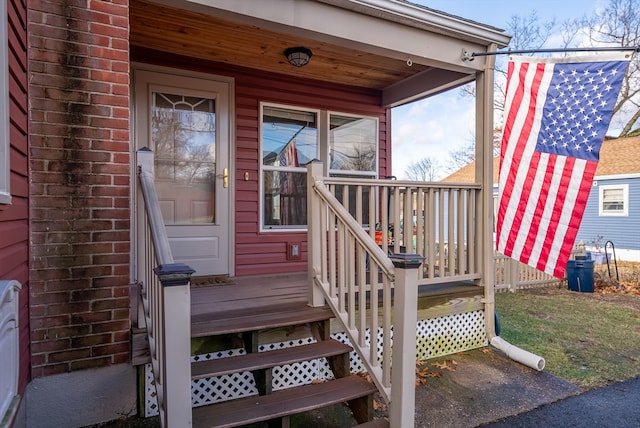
468, 189, 477, 275
329, 211, 337, 300
381, 186, 389, 255
338, 221, 347, 313
438, 189, 445, 276
369, 259, 379, 366
393, 187, 401, 254
447, 189, 455, 276
382, 275, 392, 387
348, 233, 356, 331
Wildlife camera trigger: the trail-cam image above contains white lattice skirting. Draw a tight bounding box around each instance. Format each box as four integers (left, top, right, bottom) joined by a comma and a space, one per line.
144, 310, 487, 416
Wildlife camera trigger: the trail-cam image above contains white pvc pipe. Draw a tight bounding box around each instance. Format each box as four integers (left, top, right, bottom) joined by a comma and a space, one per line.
490, 336, 546, 371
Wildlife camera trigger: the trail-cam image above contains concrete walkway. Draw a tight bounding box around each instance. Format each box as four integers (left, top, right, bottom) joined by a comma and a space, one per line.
412, 347, 582, 428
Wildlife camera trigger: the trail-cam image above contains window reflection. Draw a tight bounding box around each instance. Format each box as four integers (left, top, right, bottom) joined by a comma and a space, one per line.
330, 115, 376, 173
152, 92, 217, 224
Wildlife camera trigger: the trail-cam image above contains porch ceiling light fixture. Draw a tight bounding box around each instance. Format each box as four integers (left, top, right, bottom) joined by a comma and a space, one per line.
284, 47, 313, 67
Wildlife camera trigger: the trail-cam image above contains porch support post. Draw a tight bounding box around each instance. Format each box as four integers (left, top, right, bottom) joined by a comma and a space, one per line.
475, 43, 498, 337
389, 253, 424, 428
155, 263, 195, 427
307, 160, 325, 307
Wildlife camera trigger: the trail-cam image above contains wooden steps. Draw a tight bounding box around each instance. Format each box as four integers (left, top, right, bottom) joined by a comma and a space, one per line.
188, 284, 378, 426
191, 374, 377, 428
191, 301, 334, 337
191, 338, 352, 379
140, 276, 384, 426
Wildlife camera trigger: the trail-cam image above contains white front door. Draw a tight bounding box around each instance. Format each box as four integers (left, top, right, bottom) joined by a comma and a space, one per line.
135, 69, 232, 276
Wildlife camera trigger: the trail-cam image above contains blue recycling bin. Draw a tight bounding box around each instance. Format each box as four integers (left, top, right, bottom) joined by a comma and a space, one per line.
566, 259, 595, 292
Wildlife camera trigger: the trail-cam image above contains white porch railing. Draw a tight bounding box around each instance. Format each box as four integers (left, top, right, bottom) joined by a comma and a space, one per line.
321, 174, 482, 286
136, 148, 194, 427
494, 252, 563, 292
309, 161, 429, 428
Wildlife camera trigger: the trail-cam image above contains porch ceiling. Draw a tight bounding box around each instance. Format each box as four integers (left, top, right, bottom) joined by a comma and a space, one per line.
130, 0, 511, 107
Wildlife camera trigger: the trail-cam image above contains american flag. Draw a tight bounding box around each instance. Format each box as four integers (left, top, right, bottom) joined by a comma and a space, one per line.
496, 53, 630, 278
278, 137, 299, 167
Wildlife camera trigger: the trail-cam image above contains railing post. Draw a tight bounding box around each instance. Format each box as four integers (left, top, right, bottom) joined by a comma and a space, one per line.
155, 263, 195, 427
307, 160, 325, 307
508, 257, 518, 292
389, 253, 424, 428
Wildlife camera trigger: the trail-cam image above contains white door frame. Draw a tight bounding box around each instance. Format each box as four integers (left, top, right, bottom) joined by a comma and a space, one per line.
131, 63, 235, 277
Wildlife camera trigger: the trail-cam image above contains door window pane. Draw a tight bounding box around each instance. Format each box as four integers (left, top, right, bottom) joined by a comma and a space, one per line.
152, 92, 217, 224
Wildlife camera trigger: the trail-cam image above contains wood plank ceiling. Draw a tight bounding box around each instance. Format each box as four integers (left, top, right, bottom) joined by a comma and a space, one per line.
129, 0, 433, 90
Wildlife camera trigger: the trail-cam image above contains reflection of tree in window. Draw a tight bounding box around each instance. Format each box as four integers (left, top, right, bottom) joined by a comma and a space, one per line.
330, 115, 376, 173
329, 114, 377, 226
152, 93, 216, 184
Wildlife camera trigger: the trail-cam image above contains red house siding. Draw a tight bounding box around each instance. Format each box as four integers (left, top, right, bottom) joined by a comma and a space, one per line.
131, 48, 390, 277
27, 1, 131, 376
234, 73, 388, 276
2, 0, 29, 395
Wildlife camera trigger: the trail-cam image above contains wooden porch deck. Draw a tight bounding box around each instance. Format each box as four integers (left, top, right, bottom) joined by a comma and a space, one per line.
132, 272, 483, 365
189, 272, 483, 335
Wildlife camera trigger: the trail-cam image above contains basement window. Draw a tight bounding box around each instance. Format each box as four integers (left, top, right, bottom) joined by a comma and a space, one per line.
0, 0, 10, 205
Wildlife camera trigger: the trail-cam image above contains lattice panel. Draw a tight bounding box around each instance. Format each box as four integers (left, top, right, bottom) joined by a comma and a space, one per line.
144, 364, 159, 416
267, 338, 324, 390
143, 310, 486, 417
415, 311, 487, 359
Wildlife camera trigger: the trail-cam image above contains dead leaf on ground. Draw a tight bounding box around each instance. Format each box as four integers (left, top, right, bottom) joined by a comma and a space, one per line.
433, 360, 456, 372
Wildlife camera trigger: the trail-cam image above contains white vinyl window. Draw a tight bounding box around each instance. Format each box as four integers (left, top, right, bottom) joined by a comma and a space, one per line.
260, 104, 378, 230
261, 105, 319, 229
599, 184, 628, 216
328, 113, 377, 178
0, 0, 11, 205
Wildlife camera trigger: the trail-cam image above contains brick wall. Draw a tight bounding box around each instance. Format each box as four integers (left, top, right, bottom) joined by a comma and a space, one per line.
28, 0, 131, 377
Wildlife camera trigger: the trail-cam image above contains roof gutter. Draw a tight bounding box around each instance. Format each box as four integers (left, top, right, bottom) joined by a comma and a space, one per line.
316, 0, 511, 49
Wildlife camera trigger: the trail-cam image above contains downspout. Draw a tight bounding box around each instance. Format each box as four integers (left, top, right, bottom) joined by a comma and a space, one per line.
475, 44, 545, 371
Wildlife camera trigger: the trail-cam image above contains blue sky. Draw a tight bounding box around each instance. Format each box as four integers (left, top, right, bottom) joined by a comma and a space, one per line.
391, 0, 606, 179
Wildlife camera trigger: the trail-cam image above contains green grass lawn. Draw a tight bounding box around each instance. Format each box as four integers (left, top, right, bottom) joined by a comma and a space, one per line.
495, 290, 640, 389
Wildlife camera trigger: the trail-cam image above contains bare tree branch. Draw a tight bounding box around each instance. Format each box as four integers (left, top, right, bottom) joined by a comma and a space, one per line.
581, 0, 640, 136
405, 157, 440, 181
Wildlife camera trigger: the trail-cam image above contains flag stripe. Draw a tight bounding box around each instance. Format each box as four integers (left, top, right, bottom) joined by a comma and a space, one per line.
498, 62, 552, 259
496, 62, 532, 245
517, 153, 551, 264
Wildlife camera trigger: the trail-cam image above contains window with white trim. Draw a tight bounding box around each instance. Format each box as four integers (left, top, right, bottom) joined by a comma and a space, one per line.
328, 113, 378, 226
599, 184, 628, 216
261, 105, 318, 229
260, 104, 378, 230
0, 0, 11, 205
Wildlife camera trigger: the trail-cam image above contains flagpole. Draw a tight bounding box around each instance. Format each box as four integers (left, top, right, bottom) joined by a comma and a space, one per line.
463, 45, 639, 61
